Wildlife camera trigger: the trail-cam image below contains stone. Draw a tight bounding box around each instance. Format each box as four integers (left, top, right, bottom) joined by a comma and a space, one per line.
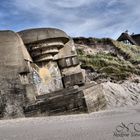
0, 28, 85, 118
0, 30, 32, 118
18, 28, 85, 95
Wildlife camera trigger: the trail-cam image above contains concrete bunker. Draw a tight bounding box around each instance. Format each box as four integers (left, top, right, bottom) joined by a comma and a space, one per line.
0, 28, 86, 118
18, 28, 85, 95
0, 30, 33, 118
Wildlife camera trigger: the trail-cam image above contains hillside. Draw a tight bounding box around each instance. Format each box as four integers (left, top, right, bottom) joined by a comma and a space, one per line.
73, 37, 140, 111
74, 37, 140, 82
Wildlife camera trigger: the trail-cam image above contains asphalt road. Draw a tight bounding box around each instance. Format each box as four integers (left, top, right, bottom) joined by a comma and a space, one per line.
0, 106, 140, 140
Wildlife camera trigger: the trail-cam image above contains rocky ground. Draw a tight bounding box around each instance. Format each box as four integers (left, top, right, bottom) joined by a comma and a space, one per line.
74, 37, 140, 111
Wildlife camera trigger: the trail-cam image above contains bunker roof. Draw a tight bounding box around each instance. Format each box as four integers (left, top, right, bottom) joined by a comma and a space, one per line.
18, 28, 69, 44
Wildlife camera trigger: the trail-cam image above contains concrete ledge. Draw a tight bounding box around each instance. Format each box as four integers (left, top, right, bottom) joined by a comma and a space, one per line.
18, 28, 69, 44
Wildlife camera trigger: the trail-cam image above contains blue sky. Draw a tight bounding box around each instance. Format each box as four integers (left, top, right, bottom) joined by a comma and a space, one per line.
0, 0, 140, 38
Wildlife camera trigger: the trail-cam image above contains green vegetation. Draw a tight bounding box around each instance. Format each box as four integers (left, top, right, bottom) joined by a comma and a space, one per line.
111, 41, 140, 63
76, 38, 140, 81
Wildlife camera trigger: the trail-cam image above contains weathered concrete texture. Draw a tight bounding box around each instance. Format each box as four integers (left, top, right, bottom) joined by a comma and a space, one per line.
83, 81, 140, 113
54, 38, 85, 87
33, 61, 63, 95
0, 28, 86, 118
24, 39, 65, 62
0, 30, 31, 118
0, 78, 26, 118
83, 84, 107, 113
18, 28, 70, 95
0, 30, 30, 75
62, 72, 84, 88
18, 28, 69, 63
54, 38, 77, 60
24, 87, 88, 116
18, 28, 69, 44
18, 28, 85, 94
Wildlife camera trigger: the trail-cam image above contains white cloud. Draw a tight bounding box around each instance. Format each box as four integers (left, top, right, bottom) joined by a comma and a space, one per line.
1, 0, 140, 38
53, 0, 94, 8
13, 0, 96, 9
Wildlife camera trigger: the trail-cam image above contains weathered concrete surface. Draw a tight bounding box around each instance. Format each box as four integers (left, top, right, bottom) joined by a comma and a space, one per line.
0, 30, 30, 118
83, 84, 107, 112
54, 38, 85, 88
18, 28, 70, 63
24, 87, 87, 116
34, 61, 63, 94
0, 30, 30, 75
18, 28, 85, 94
18, 28, 70, 94
83, 81, 140, 113
0, 105, 140, 140
54, 38, 77, 60
18, 28, 69, 44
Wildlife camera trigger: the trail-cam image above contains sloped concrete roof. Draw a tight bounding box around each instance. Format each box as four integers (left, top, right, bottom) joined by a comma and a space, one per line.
0, 30, 32, 75
18, 28, 69, 44
0, 30, 32, 62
